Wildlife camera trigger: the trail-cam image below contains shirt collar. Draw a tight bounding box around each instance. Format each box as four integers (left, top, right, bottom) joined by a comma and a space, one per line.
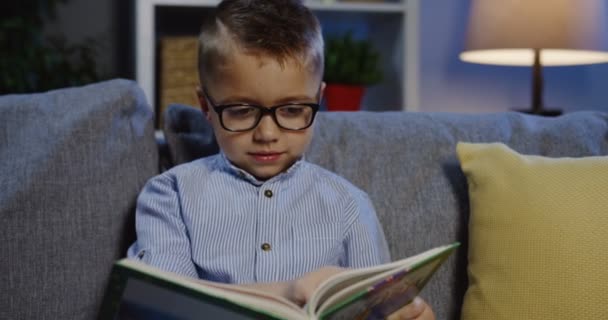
217, 152, 305, 186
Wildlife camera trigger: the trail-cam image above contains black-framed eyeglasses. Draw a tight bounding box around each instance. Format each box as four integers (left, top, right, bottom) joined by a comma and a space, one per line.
203, 87, 320, 132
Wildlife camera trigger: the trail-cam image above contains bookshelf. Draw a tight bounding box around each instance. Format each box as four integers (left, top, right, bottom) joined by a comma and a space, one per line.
135, 0, 419, 115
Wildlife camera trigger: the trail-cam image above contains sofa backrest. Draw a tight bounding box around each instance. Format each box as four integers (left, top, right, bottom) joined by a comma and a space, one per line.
308, 111, 608, 319
164, 105, 608, 320
0, 79, 159, 320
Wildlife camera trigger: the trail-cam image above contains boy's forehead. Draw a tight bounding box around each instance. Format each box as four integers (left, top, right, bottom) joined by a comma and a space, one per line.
207, 50, 321, 94
224, 49, 316, 74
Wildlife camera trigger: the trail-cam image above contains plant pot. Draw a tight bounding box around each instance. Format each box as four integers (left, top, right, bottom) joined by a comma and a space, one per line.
324, 83, 365, 111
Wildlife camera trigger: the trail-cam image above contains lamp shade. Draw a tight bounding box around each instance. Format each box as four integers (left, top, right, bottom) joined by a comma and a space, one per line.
460, 0, 608, 66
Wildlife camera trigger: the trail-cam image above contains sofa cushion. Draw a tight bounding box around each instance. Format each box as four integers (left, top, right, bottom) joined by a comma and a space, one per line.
162, 103, 219, 166
163, 106, 608, 320
0, 79, 158, 320
457, 142, 608, 319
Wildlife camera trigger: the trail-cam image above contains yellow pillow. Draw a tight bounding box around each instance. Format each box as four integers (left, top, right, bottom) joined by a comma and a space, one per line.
457, 142, 608, 320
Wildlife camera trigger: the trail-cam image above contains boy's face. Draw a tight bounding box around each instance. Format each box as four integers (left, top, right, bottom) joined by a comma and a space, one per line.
198, 50, 324, 180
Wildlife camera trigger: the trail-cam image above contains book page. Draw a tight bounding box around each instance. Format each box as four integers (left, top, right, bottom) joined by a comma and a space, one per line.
319, 257, 443, 319
313, 243, 459, 319
306, 266, 391, 314
308, 243, 453, 313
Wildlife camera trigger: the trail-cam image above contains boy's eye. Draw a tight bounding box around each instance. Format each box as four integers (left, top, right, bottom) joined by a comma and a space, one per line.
278, 105, 307, 117
224, 106, 258, 118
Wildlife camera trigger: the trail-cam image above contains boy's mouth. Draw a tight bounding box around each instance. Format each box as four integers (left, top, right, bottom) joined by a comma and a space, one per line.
248, 152, 284, 163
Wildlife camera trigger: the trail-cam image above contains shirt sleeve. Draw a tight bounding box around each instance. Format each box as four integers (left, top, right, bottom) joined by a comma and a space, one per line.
342, 190, 392, 268
126, 173, 198, 278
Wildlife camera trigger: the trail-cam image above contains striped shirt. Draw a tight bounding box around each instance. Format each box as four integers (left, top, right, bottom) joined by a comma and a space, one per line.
127, 153, 390, 284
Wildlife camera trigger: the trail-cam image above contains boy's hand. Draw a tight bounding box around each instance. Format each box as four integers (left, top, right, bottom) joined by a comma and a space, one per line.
237, 267, 346, 305
289, 266, 346, 306
386, 297, 435, 320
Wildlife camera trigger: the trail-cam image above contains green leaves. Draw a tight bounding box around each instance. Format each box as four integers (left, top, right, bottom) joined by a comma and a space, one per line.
0, 0, 102, 94
323, 32, 383, 86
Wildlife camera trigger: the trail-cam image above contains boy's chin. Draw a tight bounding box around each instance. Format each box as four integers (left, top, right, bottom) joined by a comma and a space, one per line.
247, 161, 297, 181
236, 156, 301, 181
249, 167, 285, 181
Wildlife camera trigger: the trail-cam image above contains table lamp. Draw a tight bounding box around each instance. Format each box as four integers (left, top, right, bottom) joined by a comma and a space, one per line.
460, 0, 608, 116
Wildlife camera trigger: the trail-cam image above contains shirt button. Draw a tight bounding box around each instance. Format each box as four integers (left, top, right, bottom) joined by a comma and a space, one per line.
264, 190, 273, 198
261, 243, 272, 251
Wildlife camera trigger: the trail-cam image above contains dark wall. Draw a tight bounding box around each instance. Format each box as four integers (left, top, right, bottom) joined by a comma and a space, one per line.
44, 0, 134, 79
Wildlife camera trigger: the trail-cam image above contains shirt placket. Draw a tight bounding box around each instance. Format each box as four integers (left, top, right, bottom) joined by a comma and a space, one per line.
254, 181, 283, 282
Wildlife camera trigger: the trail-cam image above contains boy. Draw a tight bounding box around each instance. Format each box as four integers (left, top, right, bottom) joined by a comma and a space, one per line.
128, 0, 434, 318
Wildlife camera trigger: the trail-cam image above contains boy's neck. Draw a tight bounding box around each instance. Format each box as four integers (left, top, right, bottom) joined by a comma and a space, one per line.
219, 152, 305, 185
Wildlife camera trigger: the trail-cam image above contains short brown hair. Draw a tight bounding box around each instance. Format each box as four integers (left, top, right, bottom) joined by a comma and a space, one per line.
198, 0, 324, 84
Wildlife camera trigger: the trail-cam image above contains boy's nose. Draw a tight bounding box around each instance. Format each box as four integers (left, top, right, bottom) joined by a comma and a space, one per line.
253, 114, 280, 142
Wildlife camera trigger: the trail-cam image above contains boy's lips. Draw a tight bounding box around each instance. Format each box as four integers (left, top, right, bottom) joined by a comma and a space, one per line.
248, 152, 284, 163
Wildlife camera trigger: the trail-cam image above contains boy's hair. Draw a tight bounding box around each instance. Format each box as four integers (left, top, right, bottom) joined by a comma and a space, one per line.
198, 0, 324, 84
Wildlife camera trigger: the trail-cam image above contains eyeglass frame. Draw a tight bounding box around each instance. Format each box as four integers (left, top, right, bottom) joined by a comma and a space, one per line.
202, 87, 321, 132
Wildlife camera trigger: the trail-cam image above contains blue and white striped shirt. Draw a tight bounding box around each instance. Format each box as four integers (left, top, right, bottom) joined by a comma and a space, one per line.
127, 153, 390, 284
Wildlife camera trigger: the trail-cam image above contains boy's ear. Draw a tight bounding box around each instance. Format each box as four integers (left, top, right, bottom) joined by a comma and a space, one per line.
319, 81, 326, 102
196, 86, 212, 121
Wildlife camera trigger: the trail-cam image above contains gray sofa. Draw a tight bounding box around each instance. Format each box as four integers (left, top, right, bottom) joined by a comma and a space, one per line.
2, 79, 607, 320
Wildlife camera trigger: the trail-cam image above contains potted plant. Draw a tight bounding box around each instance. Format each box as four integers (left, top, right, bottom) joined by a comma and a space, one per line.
0, 0, 102, 94
323, 32, 383, 111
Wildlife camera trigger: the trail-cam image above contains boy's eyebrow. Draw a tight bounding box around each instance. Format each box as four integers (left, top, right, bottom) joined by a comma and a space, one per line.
274, 94, 317, 104
219, 94, 317, 105
216, 95, 259, 105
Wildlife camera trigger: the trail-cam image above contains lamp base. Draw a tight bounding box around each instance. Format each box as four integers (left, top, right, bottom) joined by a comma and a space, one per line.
515, 108, 562, 117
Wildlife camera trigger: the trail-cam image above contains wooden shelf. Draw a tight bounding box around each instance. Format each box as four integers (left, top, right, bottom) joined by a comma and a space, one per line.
146, 0, 405, 12
307, 2, 406, 13
147, 0, 217, 7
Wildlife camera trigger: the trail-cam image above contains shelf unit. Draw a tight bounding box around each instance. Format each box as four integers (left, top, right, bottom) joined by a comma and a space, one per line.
135, 0, 419, 112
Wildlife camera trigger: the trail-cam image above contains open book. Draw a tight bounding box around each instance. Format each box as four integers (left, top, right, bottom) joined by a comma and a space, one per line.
98, 242, 459, 320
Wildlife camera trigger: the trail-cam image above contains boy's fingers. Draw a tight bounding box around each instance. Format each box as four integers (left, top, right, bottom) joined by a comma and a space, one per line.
386, 297, 426, 320
293, 267, 345, 305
